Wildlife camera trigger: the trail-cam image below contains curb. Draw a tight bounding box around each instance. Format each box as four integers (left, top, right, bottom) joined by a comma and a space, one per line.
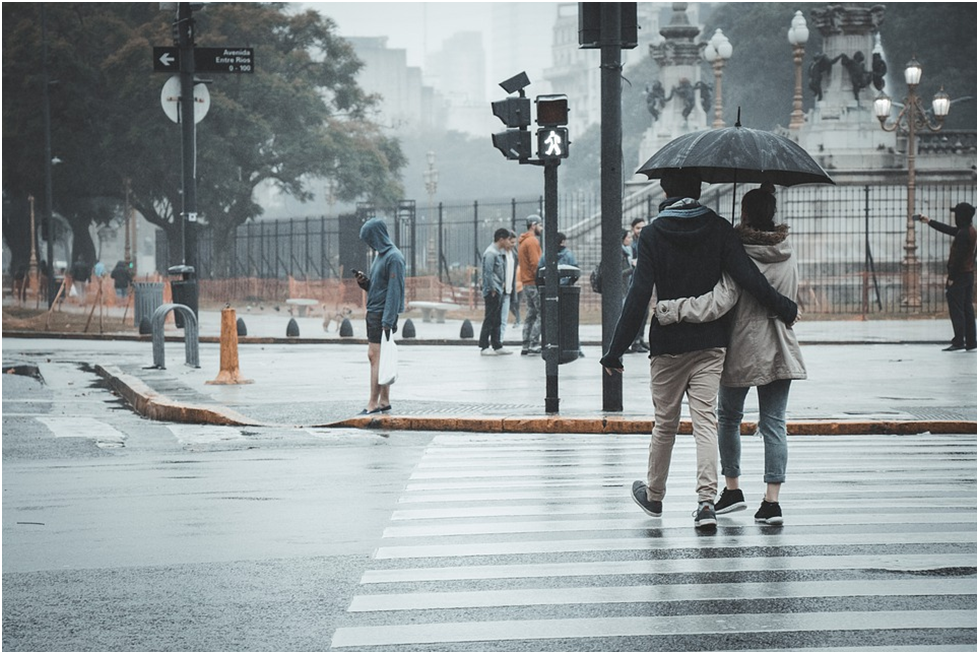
323, 415, 977, 436
95, 364, 262, 427
95, 365, 976, 435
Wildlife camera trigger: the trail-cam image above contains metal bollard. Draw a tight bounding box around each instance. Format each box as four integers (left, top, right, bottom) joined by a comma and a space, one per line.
151, 303, 200, 369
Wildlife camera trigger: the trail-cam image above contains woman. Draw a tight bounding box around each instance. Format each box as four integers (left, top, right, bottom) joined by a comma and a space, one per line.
654, 188, 806, 524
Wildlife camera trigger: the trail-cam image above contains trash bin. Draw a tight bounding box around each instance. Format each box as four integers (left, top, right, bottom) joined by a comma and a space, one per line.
167, 265, 198, 329
133, 281, 164, 328
537, 266, 581, 365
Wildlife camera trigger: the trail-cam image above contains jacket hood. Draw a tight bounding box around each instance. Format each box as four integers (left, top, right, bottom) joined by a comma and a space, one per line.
359, 217, 394, 253
650, 199, 716, 247
518, 231, 536, 245
739, 224, 792, 264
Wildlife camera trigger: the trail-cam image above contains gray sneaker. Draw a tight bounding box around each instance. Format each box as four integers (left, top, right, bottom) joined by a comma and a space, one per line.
631, 480, 662, 517
693, 501, 717, 529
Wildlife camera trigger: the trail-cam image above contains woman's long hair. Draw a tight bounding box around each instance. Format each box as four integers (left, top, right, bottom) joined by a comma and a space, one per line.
740, 189, 777, 232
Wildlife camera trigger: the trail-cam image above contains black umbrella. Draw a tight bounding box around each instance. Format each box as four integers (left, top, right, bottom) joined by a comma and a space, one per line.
636, 115, 834, 216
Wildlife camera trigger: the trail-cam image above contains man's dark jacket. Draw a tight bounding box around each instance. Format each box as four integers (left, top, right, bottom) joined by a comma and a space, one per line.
601, 198, 798, 367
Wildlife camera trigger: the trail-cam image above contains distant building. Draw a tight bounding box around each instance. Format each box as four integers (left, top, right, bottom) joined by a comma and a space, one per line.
425, 31, 495, 137
346, 36, 445, 132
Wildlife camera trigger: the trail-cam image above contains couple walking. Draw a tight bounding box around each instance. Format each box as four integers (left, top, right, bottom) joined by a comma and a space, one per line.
601, 172, 806, 529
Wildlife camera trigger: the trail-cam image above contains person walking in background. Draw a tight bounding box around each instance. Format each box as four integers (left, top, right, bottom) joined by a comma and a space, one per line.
600, 171, 798, 530
629, 218, 650, 353
518, 216, 543, 355
500, 230, 518, 345
479, 228, 513, 356
917, 203, 977, 352
655, 188, 807, 525
70, 257, 91, 301
111, 261, 132, 299
354, 218, 405, 414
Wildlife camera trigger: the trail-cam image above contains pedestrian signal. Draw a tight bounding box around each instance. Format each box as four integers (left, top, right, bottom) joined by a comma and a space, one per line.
537, 128, 569, 160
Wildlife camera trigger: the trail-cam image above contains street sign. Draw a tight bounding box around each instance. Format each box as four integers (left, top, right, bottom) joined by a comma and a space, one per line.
195, 47, 254, 73
160, 75, 210, 124
153, 46, 179, 72
152, 46, 254, 73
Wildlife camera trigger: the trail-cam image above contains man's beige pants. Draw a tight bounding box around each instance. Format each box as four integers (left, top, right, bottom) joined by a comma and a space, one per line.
646, 348, 726, 504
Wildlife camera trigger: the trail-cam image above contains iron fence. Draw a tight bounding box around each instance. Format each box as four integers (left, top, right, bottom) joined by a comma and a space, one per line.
187, 181, 975, 315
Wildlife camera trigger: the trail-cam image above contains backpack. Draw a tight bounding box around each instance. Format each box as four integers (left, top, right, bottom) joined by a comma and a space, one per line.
589, 266, 602, 294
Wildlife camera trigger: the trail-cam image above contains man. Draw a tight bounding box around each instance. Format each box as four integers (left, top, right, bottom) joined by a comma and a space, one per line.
354, 218, 405, 414
917, 203, 977, 351
499, 230, 518, 345
628, 217, 650, 353
600, 171, 798, 530
517, 216, 543, 355
479, 228, 513, 356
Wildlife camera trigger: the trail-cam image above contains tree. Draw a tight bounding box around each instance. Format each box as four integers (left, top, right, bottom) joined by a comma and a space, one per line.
3, 3, 406, 277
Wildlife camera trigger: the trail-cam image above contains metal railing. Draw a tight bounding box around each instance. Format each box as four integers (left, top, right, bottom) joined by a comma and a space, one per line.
184, 181, 975, 315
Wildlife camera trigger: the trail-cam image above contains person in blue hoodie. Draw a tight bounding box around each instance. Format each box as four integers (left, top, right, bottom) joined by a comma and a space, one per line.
354, 218, 406, 414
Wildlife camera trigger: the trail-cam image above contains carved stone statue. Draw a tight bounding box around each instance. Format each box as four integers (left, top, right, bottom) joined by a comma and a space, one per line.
809, 52, 842, 101
872, 51, 887, 91
841, 51, 873, 101
693, 81, 712, 115
669, 78, 697, 120
645, 81, 667, 121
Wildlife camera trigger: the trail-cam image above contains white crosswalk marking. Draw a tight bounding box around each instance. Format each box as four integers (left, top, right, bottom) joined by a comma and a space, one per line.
36, 417, 127, 448
331, 433, 978, 650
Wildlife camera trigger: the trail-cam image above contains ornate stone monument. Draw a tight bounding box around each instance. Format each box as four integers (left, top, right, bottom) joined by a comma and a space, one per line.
637, 3, 711, 169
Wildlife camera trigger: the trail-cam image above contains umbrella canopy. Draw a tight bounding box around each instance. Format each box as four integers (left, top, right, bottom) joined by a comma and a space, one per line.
637, 121, 835, 187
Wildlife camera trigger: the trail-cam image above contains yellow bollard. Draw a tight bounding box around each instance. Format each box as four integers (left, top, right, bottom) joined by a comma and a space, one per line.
207, 306, 253, 385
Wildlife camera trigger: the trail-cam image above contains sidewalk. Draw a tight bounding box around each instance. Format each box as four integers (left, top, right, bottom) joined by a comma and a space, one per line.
4, 307, 976, 434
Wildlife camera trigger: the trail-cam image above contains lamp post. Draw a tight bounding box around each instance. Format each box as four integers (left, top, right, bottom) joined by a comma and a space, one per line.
423, 151, 440, 279
787, 11, 809, 130
28, 195, 39, 300
874, 58, 951, 310
702, 28, 733, 128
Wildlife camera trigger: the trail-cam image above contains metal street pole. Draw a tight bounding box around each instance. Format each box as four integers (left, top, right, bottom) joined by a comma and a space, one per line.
600, 3, 623, 412
542, 161, 560, 413
177, 2, 197, 268
875, 59, 950, 312
788, 11, 809, 130
41, 5, 56, 308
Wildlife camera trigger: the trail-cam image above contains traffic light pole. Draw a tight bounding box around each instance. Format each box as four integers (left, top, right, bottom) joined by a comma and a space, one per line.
177, 2, 197, 268
600, 3, 624, 412
542, 160, 560, 413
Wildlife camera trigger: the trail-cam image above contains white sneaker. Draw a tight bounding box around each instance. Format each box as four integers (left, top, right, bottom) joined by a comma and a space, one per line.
481, 348, 497, 356
495, 347, 513, 355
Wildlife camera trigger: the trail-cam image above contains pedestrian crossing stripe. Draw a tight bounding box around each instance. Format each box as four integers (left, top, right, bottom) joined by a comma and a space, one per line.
331, 433, 978, 650
36, 417, 127, 448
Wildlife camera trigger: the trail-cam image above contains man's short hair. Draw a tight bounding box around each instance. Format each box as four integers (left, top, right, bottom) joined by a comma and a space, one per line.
526, 215, 542, 229
631, 217, 646, 228
660, 170, 702, 200
494, 227, 511, 242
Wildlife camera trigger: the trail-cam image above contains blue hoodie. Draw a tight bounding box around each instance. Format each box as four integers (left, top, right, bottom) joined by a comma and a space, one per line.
359, 218, 405, 329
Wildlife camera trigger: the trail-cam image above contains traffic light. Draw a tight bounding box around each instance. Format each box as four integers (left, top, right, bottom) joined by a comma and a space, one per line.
491, 96, 531, 128
536, 94, 570, 160
491, 79, 533, 161
537, 128, 569, 160
492, 130, 532, 161
536, 94, 569, 127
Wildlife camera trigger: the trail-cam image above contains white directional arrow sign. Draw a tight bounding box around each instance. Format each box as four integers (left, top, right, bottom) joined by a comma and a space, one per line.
160, 75, 210, 124
158, 51, 176, 68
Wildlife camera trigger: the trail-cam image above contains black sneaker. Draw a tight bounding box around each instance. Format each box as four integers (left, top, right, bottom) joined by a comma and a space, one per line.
755, 500, 783, 525
631, 480, 662, 517
693, 501, 717, 529
715, 488, 747, 514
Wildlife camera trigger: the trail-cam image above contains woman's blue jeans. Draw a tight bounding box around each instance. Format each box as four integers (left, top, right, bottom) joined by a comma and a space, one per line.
717, 379, 792, 484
